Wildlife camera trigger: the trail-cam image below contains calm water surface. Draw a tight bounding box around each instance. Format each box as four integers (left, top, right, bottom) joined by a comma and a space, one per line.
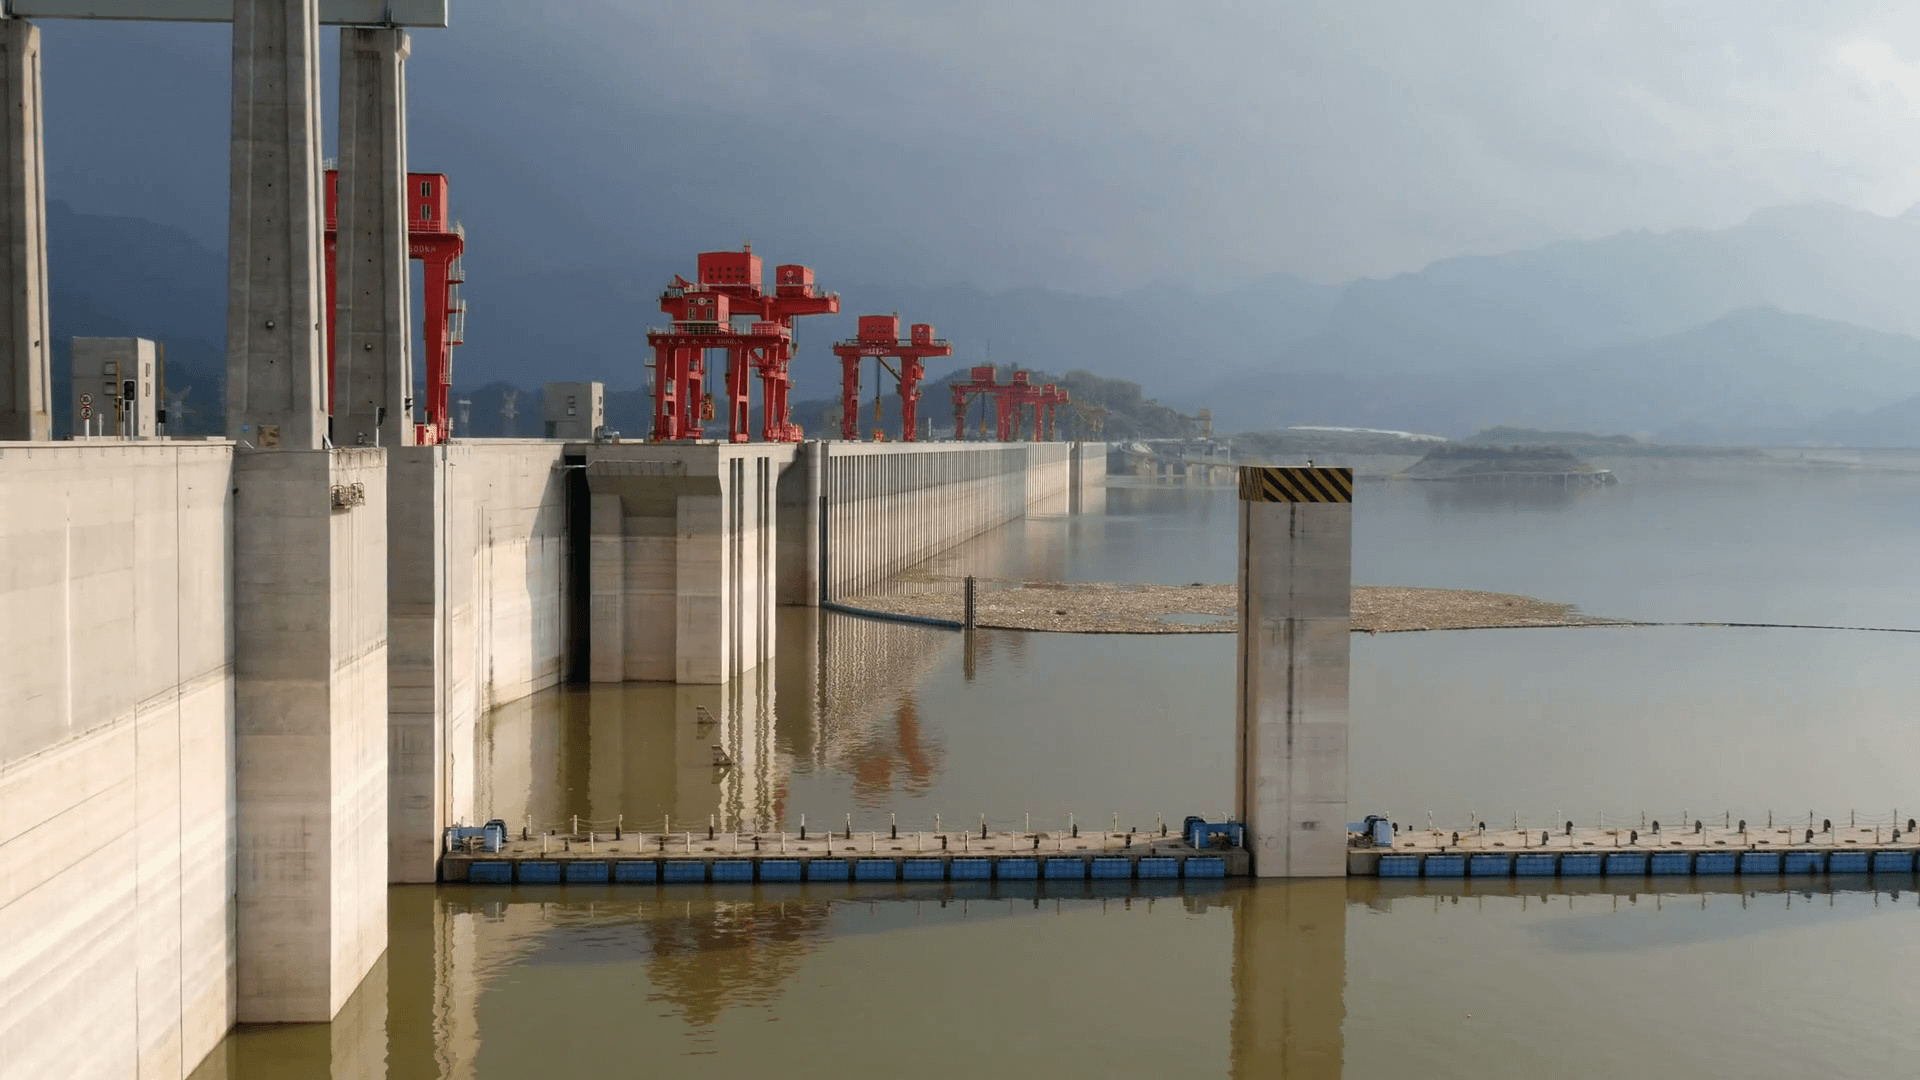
197, 463, 1920, 1078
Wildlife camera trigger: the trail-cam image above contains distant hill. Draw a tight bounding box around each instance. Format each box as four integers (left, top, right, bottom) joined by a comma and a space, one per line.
36, 198, 1920, 447
1271, 202, 1920, 379
1208, 306, 1920, 444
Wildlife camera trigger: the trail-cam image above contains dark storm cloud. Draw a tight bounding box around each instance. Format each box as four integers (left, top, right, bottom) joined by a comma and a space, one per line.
35, 1, 1920, 290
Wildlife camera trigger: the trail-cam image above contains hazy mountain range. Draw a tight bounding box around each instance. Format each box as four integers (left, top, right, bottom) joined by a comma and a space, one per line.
40, 198, 1920, 446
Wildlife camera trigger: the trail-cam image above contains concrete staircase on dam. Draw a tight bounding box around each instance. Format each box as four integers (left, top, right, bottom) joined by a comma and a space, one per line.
0, 432, 1104, 1076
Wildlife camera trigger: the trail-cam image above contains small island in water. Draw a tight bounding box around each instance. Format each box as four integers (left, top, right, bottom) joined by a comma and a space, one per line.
857, 581, 1622, 635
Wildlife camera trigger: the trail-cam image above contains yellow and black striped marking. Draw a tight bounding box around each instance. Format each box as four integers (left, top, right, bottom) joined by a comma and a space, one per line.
1238, 466, 1353, 503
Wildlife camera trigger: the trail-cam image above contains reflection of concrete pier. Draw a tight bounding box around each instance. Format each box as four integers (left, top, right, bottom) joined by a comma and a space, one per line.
1229, 882, 1346, 1080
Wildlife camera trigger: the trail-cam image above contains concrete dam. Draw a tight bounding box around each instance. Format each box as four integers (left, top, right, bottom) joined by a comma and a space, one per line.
0, 434, 1101, 1076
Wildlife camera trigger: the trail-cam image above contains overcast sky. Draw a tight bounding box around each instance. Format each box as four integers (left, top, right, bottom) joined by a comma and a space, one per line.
36, 1, 1920, 293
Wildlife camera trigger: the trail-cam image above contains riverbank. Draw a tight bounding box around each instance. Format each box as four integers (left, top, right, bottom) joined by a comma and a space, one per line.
853, 581, 1618, 634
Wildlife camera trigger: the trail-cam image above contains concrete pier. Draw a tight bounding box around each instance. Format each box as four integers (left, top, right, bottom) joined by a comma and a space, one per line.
1236, 466, 1353, 878
583, 442, 794, 684
0, 18, 49, 443
332, 26, 414, 450
231, 448, 389, 1022
225, 0, 328, 450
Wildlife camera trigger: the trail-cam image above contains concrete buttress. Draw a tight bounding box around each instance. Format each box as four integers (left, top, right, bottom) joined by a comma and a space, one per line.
333, 26, 412, 449
0, 18, 49, 442
231, 448, 388, 1022
1236, 466, 1352, 878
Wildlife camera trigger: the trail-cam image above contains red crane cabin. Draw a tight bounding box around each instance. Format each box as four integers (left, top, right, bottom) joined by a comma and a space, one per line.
323, 169, 466, 445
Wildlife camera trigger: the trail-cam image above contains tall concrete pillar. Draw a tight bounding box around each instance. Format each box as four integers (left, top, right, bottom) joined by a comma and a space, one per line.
1236, 465, 1352, 878
386, 445, 446, 882
232, 448, 388, 1021
0, 18, 48, 442
228, 0, 387, 1023
226, 0, 327, 449
1228, 881, 1346, 1079
334, 26, 412, 449
588, 490, 626, 682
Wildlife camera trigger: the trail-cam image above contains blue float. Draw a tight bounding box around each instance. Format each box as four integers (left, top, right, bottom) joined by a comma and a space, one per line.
613, 860, 658, 883
517, 860, 561, 884
758, 859, 802, 882
711, 859, 753, 882
1605, 853, 1648, 876
1828, 852, 1870, 874
902, 859, 946, 881
996, 857, 1039, 879
1783, 852, 1825, 874
1514, 853, 1557, 877
563, 861, 609, 884
1468, 854, 1512, 877
1871, 851, 1914, 874
1650, 852, 1692, 875
1184, 856, 1227, 878
661, 860, 706, 883
1136, 857, 1179, 879
949, 858, 992, 880
806, 858, 850, 881
1090, 857, 1133, 879
1378, 855, 1421, 877
468, 860, 512, 883
1739, 852, 1781, 875
1423, 854, 1466, 877
1693, 852, 1737, 874
1044, 857, 1087, 880
1559, 853, 1602, 876
854, 859, 898, 881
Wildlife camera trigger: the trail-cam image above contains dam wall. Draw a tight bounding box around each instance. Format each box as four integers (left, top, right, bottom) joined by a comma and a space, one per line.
774, 440, 1098, 605
581, 442, 795, 686
387, 440, 571, 883
0, 442, 237, 1078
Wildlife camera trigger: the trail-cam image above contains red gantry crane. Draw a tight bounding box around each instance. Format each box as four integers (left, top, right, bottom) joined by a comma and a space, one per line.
949, 367, 1070, 441
650, 248, 839, 442
830, 315, 953, 441
324, 170, 466, 445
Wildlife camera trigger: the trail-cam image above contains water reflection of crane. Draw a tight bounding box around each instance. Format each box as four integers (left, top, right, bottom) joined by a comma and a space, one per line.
643, 898, 834, 1028
844, 695, 941, 804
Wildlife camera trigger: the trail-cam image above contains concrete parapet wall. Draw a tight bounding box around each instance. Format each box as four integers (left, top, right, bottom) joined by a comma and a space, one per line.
783, 441, 1075, 602
0, 441, 236, 1079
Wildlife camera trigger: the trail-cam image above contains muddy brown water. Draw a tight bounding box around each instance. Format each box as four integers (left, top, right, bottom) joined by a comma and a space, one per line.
196, 466, 1920, 1078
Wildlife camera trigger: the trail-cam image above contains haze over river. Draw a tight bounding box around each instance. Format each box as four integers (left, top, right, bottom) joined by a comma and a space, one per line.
196, 460, 1920, 1078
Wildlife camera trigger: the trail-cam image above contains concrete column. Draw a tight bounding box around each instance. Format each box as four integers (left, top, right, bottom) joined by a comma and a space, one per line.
226, 0, 327, 449
1228, 881, 1346, 1079
0, 18, 48, 442
231, 447, 388, 1021
386, 445, 445, 882
333, 26, 412, 449
588, 490, 625, 682
1236, 465, 1352, 878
